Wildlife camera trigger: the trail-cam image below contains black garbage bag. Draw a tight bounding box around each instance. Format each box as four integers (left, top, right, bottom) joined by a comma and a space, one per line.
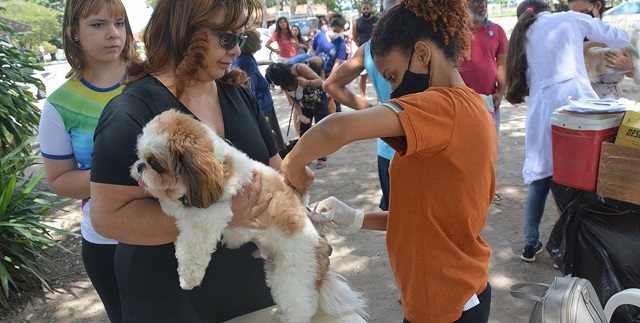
547, 182, 640, 323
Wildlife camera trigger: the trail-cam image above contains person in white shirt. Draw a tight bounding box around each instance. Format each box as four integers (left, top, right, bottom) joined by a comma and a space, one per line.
505, 0, 629, 262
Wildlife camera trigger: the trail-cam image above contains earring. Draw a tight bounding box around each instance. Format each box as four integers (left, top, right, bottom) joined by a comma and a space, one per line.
74, 37, 79, 41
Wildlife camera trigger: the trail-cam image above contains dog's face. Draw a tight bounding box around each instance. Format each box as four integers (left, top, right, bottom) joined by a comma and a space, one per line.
130, 110, 229, 208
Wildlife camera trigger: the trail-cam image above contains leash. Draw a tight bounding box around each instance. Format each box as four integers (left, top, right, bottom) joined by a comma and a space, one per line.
286, 101, 294, 137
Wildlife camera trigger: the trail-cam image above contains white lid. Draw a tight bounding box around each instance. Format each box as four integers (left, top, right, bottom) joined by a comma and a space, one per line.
552, 108, 623, 130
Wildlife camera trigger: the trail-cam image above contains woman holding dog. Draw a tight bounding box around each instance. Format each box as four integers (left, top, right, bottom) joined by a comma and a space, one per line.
90, 0, 284, 321
38, 0, 136, 321
282, 0, 497, 321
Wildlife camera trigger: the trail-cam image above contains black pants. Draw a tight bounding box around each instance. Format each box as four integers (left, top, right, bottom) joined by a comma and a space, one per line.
403, 283, 491, 323
82, 238, 122, 323
115, 242, 274, 322
300, 95, 329, 162
299, 95, 329, 136
268, 108, 285, 153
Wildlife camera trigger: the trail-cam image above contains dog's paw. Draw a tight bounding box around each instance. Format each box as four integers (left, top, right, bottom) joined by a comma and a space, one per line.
179, 277, 199, 290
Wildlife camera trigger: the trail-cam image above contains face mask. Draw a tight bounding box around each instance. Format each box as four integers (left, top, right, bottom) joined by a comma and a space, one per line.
328, 30, 342, 40
390, 49, 431, 99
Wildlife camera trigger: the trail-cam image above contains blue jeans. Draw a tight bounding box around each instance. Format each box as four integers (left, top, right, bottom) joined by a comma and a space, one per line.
524, 176, 552, 246
377, 156, 391, 211
495, 108, 501, 151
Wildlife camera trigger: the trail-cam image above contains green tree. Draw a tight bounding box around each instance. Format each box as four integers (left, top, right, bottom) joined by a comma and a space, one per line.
145, 0, 157, 8
42, 40, 57, 61
2, 0, 61, 50
24, 0, 64, 47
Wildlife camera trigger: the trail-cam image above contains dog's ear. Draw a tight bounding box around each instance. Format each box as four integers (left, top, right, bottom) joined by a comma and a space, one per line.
180, 149, 226, 208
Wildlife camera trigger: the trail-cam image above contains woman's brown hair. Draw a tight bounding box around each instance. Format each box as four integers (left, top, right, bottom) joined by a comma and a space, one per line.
505, 0, 550, 104
62, 0, 136, 79
370, 0, 472, 65
127, 0, 262, 99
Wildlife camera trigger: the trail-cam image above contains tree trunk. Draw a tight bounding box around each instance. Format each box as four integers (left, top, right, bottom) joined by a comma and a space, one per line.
262, 0, 268, 27
290, 0, 296, 17
307, 0, 314, 16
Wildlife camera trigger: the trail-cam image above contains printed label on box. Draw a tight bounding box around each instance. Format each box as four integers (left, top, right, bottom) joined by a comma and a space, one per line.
615, 110, 640, 148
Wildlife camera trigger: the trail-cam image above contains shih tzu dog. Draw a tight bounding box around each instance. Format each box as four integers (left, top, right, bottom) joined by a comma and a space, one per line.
130, 110, 366, 322
585, 27, 640, 85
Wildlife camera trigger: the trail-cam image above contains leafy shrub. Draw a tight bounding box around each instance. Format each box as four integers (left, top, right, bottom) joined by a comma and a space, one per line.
0, 7, 45, 158
0, 7, 76, 311
0, 141, 75, 311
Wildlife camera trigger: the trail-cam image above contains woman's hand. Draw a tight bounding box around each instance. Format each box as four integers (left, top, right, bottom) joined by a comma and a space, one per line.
605, 49, 634, 72
229, 173, 272, 229
281, 156, 315, 195
297, 76, 310, 87
298, 114, 311, 124
491, 92, 503, 111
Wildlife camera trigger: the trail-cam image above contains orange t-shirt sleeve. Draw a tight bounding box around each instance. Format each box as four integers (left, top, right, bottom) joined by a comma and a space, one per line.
383, 92, 455, 158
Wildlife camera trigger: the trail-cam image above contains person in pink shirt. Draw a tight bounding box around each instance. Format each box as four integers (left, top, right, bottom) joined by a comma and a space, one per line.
266, 17, 298, 62
459, 0, 508, 203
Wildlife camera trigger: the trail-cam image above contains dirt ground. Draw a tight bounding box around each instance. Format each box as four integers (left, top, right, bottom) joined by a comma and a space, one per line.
1, 78, 638, 323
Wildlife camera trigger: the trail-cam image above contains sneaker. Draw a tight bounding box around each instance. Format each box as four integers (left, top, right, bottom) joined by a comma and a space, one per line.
520, 241, 543, 262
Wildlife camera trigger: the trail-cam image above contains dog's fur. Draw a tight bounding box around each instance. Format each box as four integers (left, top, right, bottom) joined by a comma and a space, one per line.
585, 27, 640, 85
130, 110, 366, 322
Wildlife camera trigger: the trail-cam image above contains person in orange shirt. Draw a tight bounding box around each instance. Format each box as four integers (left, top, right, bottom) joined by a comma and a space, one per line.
281, 0, 497, 322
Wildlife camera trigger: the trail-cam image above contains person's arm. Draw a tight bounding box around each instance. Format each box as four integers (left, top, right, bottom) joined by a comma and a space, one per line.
351, 20, 359, 47
323, 45, 371, 110
328, 42, 348, 75
91, 174, 272, 244
362, 211, 388, 230
296, 63, 323, 87
90, 182, 179, 244
583, 40, 607, 53
43, 159, 90, 199
281, 105, 404, 193
298, 40, 309, 51
265, 39, 280, 55
580, 14, 629, 49
308, 36, 318, 55
493, 52, 507, 110
38, 102, 90, 199
312, 196, 388, 231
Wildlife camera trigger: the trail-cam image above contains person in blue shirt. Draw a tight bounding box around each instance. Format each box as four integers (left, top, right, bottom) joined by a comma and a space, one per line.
233, 30, 285, 153
310, 14, 348, 112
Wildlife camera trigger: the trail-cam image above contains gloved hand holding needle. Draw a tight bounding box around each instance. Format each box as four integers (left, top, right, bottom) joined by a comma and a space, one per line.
310, 196, 394, 234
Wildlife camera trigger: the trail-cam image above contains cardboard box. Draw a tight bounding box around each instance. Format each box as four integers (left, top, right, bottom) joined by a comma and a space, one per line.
597, 139, 640, 205
615, 110, 640, 148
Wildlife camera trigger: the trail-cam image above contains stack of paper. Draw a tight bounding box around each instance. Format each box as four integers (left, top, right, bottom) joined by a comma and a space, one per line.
563, 97, 634, 113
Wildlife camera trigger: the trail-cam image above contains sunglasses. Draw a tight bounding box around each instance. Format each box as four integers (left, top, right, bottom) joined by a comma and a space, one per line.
580, 4, 595, 14
212, 30, 247, 50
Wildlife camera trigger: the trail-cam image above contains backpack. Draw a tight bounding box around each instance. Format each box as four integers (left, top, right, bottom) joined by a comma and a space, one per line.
510, 276, 607, 323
